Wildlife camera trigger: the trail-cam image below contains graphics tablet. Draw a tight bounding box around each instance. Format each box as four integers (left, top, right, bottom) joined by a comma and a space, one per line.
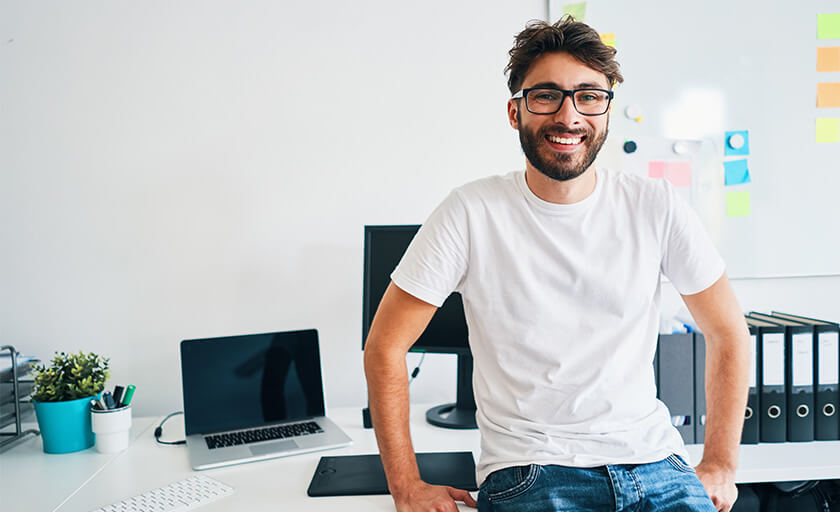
307, 451, 477, 497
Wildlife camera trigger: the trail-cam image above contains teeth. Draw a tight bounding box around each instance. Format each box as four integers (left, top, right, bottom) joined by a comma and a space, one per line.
547, 135, 581, 145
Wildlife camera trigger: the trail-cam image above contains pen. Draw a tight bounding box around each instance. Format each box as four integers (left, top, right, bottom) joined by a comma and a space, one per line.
121, 385, 136, 407
103, 391, 116, 409
113, 385, 124, 405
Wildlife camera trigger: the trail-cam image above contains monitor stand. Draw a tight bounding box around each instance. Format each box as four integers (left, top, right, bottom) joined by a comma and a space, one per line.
425, 353, 477, 429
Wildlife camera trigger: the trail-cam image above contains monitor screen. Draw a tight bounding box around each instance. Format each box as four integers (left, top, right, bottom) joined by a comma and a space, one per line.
362, 225, 469, 354
180, 330, 326, 436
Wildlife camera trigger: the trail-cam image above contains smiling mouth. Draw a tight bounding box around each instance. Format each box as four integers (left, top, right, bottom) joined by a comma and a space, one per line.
544, 131, 588, 148
546, 134, 584, 145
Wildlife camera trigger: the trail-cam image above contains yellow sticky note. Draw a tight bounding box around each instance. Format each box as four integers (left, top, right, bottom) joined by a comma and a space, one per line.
726, 191, 751, 217
600, 33, 617, 48
817, 82, 840, 108
817, 47, 840, 72
816, 118, 840, 143
563, 2, 586, 22
817, 13, 840, 39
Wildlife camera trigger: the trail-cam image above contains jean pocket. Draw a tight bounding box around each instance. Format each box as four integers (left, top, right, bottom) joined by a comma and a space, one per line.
665, 454, 696, 473
483, 464, 541, 503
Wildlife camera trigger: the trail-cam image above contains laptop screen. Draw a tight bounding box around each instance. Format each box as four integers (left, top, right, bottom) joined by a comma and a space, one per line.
180, 329, 326, 436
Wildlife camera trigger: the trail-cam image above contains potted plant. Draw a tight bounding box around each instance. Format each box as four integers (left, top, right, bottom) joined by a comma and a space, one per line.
31, 351, 110, 454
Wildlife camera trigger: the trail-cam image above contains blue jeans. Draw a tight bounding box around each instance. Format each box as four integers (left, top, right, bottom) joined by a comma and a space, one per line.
477, 455, 716, 511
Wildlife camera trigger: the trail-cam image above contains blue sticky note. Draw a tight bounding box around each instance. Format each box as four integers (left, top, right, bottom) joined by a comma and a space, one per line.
724, 159, 751, 186
724, 130, 750, 156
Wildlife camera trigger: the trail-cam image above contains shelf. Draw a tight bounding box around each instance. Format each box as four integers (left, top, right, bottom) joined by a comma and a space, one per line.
686, 441, 840, 483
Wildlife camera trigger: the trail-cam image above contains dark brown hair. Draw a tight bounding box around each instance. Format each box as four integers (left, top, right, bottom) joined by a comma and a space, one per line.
505, 16, 624, 93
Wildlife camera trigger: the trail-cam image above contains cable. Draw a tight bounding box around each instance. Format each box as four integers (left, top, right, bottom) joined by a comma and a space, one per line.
408, 352, 426, 386
154, 411, 186, 445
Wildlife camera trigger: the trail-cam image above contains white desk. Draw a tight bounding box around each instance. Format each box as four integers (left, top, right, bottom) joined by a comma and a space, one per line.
3, 406, 840, 512
0, 417, 158, 512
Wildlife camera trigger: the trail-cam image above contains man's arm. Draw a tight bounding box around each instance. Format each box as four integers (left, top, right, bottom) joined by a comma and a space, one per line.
363, 282, 477, 512
680, 273, 750, 512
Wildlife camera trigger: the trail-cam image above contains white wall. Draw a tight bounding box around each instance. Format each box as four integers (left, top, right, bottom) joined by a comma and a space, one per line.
2, 1, 838, 418
0, 0, 545, 416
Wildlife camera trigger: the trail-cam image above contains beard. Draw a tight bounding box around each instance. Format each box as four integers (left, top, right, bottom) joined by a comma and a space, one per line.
518, 112, 608, 182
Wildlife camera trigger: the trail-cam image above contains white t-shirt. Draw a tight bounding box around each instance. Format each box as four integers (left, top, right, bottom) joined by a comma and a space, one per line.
391, 168, 725, 485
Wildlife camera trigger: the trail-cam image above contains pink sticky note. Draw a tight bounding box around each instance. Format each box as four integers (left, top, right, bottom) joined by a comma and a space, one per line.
648, 161, 666, 178
665, 161, 691, 187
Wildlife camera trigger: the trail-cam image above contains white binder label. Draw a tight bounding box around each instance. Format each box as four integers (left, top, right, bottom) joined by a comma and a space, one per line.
749, 335, 757, 388
763, 333, 784, 386
792, 333, 813, 387
819, 332, 839, 385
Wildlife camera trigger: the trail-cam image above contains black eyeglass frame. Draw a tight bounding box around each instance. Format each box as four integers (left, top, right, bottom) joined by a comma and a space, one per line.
511, 87, 615, 116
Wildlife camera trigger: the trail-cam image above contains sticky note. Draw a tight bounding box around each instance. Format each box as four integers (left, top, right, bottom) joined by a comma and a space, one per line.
648, 161, 666, 178
817, 13, 840, 40
817, 47, 840, 72
726, 191, 751, 217
665, 161, 692, 187
816, 118, 840, 143
600, 33, 617, 48
817, 83, 840, 108
724, 130, 750, 156
724, 159, 751, 185
563, 2, 586, 21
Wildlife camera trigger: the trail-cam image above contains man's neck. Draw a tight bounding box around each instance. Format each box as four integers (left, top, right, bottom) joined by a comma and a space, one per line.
524, 165, 597, 204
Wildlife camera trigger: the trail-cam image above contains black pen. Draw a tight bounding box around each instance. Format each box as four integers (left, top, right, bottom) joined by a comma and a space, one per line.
113, 385, 124, 405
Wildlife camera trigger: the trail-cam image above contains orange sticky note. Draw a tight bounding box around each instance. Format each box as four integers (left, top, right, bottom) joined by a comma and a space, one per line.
817, 47, 840, 72
817, 82, 840, 108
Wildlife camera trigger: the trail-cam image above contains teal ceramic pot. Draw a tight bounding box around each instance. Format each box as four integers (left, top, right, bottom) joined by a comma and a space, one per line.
33, 395, 98, 454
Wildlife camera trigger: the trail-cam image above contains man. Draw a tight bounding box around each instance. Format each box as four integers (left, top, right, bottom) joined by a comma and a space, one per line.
364, 17, 750, 512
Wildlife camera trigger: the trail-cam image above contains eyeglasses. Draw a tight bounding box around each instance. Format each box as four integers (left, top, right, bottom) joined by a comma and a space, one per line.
511, 87, 614, 116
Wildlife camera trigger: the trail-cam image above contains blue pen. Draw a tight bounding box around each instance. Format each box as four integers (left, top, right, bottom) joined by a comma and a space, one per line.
103, 391, 116, 409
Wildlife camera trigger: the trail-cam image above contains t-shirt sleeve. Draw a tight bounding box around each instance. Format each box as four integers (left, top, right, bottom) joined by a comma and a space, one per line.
390, 190, 469, 307
660, 183, 726, 295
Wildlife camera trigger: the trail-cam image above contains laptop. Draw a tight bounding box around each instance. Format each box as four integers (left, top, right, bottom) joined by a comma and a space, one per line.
180, 329, 352, 470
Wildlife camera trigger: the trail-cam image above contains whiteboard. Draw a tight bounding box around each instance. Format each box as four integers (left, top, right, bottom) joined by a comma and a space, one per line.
553, 0, 840, 278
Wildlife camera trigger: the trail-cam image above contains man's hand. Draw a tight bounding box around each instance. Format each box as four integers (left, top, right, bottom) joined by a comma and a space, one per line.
695, 461, 737, 512
392, 481, 477, 512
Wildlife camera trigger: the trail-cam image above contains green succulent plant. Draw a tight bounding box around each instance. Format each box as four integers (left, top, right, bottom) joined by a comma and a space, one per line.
31, 351, 110, 402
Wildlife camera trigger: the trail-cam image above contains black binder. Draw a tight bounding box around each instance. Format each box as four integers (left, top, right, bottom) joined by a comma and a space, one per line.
745, 317, 786, 443
307, 451, 477, 497
771, 312, 840, 441
694, 333, 706, 444
657, 333, 695, 444
742, 324, 760, 444
750, 313, 815, 442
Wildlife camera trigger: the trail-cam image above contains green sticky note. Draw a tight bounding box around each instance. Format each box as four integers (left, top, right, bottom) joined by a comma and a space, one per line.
816, 118, 840, 143
726, 191, 751, 217
563, 2, 586, 22
818, 13, 840, 39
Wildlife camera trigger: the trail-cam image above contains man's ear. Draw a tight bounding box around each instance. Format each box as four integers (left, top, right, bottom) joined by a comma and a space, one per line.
507, 99, 520, 130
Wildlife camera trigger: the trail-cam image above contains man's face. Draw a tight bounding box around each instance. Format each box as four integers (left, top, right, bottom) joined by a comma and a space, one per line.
508, 52, 611, 182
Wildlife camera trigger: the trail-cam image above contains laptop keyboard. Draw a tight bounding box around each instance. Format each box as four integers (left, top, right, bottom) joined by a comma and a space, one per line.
204, 421, 323, 449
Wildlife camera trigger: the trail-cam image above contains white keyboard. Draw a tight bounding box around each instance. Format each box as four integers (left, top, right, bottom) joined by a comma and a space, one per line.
91, 474, 234, 512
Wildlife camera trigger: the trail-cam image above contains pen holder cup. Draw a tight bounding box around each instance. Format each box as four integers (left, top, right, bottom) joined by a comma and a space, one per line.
91, 405, 132, 454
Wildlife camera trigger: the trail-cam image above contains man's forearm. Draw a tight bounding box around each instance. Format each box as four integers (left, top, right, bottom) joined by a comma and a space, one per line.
364, 346, 422, 497
700, 330, 750, 471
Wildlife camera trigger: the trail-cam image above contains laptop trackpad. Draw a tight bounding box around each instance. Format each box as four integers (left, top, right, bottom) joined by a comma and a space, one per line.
250, 439, 298, 456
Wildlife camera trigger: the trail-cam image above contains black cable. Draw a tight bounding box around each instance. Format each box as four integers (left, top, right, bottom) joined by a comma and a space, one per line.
154, 411, 186, 445
408, 352, 426, 385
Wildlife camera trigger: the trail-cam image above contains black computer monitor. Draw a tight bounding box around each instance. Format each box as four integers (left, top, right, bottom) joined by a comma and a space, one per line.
362, 225, 476, 429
